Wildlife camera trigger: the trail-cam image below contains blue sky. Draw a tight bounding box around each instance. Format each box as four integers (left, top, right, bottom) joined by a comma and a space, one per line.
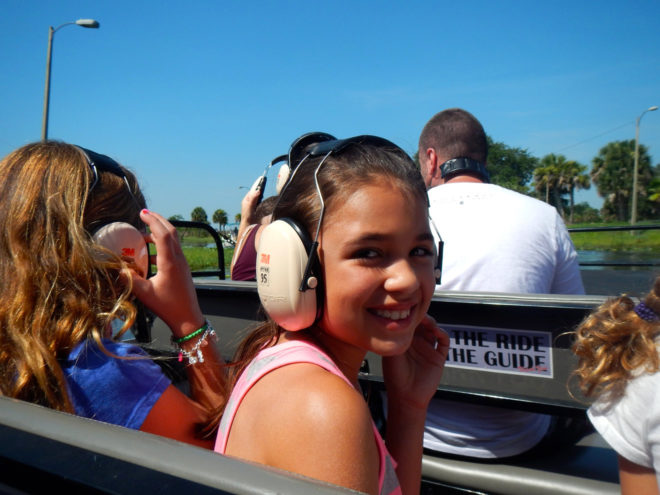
2, 1, 659, 222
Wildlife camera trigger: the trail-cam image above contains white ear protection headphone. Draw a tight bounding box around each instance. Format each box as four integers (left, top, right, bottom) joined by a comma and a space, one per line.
256, 133, 337, 331
256, 218, 320, 330
76, 146, 149, 277
251, 155, 287, 202
275, 161, 290, 195
92, 222, 149, 277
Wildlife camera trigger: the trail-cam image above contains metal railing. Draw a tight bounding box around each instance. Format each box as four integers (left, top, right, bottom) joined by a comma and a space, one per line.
170, 220, 226, 279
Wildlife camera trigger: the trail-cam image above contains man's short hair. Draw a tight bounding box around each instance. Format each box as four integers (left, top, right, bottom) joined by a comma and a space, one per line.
419, 108, 488, 164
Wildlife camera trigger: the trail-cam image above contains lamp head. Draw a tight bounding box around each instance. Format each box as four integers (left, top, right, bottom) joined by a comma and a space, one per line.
649, 106, 658, 112
76, 19, 100, 28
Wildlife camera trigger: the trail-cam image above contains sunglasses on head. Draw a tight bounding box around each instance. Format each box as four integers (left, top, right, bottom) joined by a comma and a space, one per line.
284, 133, 444, 288
75, 146, 144, 217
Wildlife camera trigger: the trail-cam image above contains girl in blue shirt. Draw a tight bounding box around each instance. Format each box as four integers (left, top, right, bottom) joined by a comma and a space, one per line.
0, 141, 225, 448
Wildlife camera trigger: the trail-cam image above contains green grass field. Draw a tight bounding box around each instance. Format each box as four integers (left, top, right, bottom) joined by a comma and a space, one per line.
568, 221, 660, 252
154, 228, 235, 273
180, 245, 234, 272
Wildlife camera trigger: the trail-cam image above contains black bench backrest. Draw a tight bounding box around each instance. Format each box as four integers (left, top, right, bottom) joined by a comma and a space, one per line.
148, 282, 605, 415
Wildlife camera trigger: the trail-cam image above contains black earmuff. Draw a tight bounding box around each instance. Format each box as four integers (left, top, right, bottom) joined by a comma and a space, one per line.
256, 218, 321, 331
440, 157, 490, 183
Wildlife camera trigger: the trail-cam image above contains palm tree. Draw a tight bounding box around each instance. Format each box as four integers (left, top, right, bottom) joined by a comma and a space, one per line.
538, 154, 574, 218
591, 141, 640, 221
533, 165, 551, 203
562, 161, 590, 223
191, 206, 208, 224
213, 209, 228, 232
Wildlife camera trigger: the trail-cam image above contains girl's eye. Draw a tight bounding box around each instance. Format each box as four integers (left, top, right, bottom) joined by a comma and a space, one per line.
411, 247, 434, 257
353, 249, 379, 259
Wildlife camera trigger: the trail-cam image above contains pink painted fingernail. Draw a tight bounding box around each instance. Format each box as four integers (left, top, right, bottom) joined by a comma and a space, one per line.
142, 209, 150, 214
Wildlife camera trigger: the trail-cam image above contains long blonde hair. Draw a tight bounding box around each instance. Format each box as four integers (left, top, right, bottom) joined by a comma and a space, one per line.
572, 275, 660, 400
0, 141, 146, 412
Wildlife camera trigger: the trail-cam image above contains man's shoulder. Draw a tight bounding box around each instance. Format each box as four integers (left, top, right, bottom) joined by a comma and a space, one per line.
430, 183, 554, 210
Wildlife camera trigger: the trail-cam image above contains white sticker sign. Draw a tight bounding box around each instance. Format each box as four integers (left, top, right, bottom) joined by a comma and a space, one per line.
440, 323, 553, 378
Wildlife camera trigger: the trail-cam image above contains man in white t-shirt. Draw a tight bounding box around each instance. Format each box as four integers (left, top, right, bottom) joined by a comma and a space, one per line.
418, 108, 585, 458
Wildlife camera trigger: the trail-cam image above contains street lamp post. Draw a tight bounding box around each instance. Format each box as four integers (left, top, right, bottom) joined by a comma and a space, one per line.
630, 105, 658, 225
41, 19, 100, 141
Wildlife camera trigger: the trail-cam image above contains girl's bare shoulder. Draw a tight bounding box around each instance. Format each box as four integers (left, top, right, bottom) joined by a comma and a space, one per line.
235, 363, 379, 492
249, 362, 369, 427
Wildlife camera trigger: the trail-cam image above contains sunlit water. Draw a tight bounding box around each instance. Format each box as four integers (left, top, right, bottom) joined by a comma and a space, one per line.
578, 250, 660, 270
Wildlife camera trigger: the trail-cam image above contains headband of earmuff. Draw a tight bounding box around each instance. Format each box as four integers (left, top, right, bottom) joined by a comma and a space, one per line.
274, 132, 337, 195
440, 157, 490, 183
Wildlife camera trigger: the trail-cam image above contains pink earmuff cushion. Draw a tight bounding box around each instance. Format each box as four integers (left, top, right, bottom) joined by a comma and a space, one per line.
92, 222, 149, 278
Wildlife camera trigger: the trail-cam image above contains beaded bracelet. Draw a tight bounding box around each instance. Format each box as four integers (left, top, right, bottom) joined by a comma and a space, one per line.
171, 319, 217, 364
172, 321, 208, 345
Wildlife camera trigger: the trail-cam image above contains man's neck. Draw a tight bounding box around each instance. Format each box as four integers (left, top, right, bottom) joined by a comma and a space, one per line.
444, 174, 484, 185
429, 174, 485, 189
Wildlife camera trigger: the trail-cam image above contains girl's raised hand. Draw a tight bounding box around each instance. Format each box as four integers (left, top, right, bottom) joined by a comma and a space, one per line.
130, 209, 204, 337
382, 315, 450, 411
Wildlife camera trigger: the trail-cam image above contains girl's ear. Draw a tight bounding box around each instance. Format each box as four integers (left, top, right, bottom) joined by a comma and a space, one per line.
256, 218, 319, 331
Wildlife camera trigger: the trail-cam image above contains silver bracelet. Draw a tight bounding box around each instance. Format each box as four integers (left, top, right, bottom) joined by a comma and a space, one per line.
173, 319, 217, 365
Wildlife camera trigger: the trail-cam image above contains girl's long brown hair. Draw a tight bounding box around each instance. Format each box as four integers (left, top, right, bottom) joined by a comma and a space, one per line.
205, 141, 428, 433
572, 275, 660, 401
0, 141, 146, 412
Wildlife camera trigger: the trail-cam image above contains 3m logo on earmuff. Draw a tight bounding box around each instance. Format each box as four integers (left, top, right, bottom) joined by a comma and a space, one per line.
259, 252, 271, 286
92, 222, 149, 278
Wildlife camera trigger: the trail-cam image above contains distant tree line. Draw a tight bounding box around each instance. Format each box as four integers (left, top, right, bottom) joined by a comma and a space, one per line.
171, 137, 659, 228
170, 207, 230, 232
416, 136, 660, 224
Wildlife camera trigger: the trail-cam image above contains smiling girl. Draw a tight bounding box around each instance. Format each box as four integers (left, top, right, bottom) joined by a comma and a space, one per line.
211, 135, 449, 494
